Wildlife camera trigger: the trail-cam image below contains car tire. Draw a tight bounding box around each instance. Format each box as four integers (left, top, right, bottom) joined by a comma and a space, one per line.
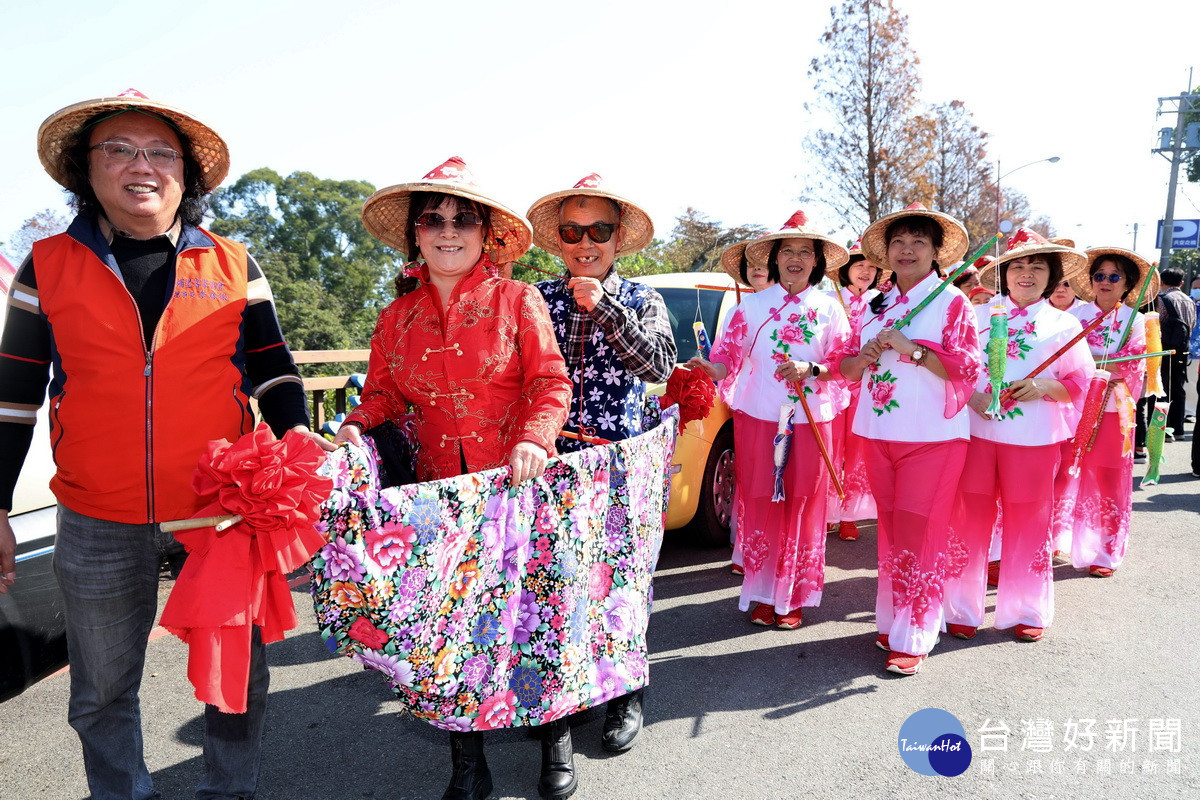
689, 423, 735, 546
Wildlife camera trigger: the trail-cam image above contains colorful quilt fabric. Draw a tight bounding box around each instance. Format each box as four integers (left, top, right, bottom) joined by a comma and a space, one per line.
310, 407, 678, 731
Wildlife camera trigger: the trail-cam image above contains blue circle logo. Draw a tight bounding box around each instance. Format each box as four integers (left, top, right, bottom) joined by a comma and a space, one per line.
898, 708, 972, 776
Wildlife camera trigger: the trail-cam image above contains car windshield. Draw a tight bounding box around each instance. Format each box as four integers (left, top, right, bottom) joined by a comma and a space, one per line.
655, 287, 726, 363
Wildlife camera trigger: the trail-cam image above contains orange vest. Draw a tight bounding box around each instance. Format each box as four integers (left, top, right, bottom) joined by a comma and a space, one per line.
33, 223, 254, 523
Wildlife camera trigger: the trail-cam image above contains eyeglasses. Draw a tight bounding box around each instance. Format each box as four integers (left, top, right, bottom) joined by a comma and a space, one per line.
1091, 273, 1123, 284
415, 212, 484, 231
558, 222, 617, 245
778, 247, 816, 259
90, 141, 180, 168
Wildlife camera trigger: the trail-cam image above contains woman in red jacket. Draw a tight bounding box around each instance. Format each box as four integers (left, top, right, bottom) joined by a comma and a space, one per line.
334, 157, 571, 800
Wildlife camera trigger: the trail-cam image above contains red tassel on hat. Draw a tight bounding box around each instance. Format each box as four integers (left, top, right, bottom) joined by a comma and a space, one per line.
574, 173, 603, 189
118, 88, 150, 99
783, 210, 809, 228
423, 156, 471, 181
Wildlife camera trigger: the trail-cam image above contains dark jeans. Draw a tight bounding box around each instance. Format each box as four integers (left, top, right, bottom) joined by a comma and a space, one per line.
53, 506, 269, 800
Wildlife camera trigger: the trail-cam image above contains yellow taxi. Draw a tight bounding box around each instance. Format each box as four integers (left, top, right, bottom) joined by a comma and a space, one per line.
632, 271, 747, 545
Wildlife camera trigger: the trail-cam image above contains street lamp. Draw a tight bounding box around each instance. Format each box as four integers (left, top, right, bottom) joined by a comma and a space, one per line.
995, 156, 1061, 253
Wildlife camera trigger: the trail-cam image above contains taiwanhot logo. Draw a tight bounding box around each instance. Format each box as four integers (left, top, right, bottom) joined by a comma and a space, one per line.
898, 708, 972, 776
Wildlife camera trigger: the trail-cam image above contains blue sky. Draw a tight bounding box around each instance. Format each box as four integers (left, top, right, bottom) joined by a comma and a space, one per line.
2, 0, 1198, 260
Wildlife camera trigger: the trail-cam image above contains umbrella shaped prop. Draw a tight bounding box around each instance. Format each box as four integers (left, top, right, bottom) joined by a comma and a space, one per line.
158, 423, 332, 713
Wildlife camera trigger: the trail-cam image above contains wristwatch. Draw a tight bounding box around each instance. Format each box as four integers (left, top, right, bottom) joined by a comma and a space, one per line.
809, 362, 824, 378
910, 346, 927, 366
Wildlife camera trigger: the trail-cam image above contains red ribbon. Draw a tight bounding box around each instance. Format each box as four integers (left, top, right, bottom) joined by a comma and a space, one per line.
159, 424, 331, 713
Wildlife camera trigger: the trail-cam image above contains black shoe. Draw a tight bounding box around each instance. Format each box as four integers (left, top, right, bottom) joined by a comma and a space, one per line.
601, 689, 644, 753
442, 731, 493, 800
538, 718, 577, 800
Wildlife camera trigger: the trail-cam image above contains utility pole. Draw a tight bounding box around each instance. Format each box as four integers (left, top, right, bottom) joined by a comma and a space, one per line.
1154, 72, 1198, 282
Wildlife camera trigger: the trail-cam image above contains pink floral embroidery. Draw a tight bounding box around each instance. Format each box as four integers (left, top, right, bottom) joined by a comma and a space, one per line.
868, 369, 899, 415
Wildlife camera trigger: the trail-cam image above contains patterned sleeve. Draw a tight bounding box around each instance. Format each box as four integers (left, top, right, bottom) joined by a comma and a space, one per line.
709, 306, 748, 407
917, 294, 982, 419
591, 287, 677, 383
1110, 312, 1147, 401
341, 304, 411, 432
1052, 317, 1096, 409
822, 304, 856, 380
514, 285, 572, 453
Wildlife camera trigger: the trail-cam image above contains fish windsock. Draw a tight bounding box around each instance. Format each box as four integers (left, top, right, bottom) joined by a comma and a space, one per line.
1143, 400, 1168, 486
1069, 369, 1111, 476
772, 404, 795, 502
985, 305, 1008, 417
1144, 312, 1164, 396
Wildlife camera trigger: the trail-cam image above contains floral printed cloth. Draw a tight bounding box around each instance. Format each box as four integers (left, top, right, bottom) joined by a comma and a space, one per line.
310, 408, 678, 731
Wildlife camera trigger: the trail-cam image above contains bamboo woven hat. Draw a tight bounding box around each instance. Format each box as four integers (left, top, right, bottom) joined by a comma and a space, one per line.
842, 236, 891, 285
37, 88, 230, 192
1049, 237, 1076, 248
978, 229, 1088, 294
860, 202, 970, 269
720, 240, 754, 286
362, 156, 532, 264
744, 210, 850, 275
526, 173, 655, 258
1071, 247, 1160, 307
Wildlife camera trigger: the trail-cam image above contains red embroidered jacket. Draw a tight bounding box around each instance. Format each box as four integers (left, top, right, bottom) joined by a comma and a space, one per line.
343, 263, 571, 481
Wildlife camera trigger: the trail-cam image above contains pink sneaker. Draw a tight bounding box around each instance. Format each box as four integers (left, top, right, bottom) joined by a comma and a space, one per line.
947, 624, 977, 640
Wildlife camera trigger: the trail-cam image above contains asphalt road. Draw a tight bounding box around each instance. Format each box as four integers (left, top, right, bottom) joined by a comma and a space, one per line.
2, 437, 1198, 800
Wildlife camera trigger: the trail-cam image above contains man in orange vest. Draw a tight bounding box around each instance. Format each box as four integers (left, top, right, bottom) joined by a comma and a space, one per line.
0, 90, 322, 800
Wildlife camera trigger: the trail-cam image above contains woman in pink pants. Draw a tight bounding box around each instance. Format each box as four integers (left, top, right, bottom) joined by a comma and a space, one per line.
1058, 248, 1153, 577
693, 210, 852, 630
840, 204, 979, 676
944, 230, 1093, 643
825, 239, 882, 542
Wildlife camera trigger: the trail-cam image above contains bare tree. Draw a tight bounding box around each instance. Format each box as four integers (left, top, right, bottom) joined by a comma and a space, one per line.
804, 0, 932, 229
923, 101, 997, 253
2, 208, 71, 263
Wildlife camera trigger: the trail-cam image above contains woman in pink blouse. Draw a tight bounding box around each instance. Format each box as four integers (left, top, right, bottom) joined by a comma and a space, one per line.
944, 230, 1094, 644
691, 211, 852, 629
1054, 248, 1153, 578
826, 239, 882, 541
840, 204, 980, 676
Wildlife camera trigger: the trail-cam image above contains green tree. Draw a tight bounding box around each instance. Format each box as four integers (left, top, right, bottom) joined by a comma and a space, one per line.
209, 168, 401, 349
805, 0, 932, 228
660, 208, 766, 273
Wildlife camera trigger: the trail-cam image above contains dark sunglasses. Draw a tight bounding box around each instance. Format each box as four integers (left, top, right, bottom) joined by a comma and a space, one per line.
415, 212, 483, 230
558, 222, 617, 245
1091, 273, 1123, 284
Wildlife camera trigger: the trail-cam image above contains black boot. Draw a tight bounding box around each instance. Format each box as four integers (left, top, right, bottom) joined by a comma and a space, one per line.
601, 689, 643, 753
441, 731, 493, 800
538, 718, 577, 800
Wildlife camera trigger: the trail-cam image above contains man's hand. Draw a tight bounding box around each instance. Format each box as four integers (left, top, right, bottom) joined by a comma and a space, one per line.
567, 277, 604, 312
292, 424, 339, 452
0, 511, 16, 595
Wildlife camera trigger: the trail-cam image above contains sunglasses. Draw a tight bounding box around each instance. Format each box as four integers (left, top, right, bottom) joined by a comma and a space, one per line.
558, 222, 617, 245
1091, 273, 1123, 284
415, 212, 483, 230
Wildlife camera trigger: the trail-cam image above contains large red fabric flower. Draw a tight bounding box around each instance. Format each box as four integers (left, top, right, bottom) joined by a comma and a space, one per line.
658, 366, 716, 428
160, 423, 332, 713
